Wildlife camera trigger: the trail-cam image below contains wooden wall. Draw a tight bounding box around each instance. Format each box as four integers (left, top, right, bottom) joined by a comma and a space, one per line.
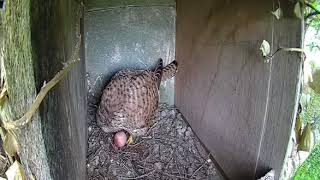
175, 0, 302, 179
31, 0, 87, 179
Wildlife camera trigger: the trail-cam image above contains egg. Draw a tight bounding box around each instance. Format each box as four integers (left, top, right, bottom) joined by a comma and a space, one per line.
113, 131, 127, 148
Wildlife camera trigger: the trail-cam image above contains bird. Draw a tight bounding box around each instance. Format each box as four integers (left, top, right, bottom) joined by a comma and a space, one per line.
96, 58, 178, 148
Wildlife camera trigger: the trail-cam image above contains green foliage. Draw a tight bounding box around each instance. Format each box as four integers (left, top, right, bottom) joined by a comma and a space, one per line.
301, 90, 320, 128
309, 70, 320, 95
293, 143, 320, 180
306, 0, 320, 31
293, 1, 320, 179
303, 0, 320, 129
306, 41, 320, 52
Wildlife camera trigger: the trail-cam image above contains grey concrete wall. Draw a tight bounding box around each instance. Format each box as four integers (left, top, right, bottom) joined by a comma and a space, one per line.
85, 0, 176, 105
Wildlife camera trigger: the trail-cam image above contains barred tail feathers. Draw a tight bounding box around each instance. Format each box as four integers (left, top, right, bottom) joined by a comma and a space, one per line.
161, 60, 178, 81
154, 58, 163, 88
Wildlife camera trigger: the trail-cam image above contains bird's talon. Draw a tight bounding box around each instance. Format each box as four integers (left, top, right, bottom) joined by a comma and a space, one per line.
127, 135, 134, 145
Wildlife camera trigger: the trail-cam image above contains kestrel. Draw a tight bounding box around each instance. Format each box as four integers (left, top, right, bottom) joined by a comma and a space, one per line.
96, 58, 178, 147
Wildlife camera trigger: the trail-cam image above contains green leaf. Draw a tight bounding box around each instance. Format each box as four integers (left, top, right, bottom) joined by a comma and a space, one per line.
309, 69, 320, 94
295, 115, 302, 144
5, 161, 26, 180
271, 8, 282, 20
3, 131, 19, 157
298, 123, 314, 152
260, 40, 271, 57
300, 93, 311, 107
294, 2, 303, 19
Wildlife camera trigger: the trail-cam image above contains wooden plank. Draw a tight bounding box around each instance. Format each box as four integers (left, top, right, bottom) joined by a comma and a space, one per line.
175, 0, 301, 179
86, 0, 175, 11
31, 0, 87, 179
254, 1, 302, 178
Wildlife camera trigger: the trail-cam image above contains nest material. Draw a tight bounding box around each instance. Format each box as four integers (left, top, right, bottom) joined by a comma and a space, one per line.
87, 98, 223, 180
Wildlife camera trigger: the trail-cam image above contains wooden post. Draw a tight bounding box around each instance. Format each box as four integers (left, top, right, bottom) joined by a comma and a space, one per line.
1, 0, 86, 179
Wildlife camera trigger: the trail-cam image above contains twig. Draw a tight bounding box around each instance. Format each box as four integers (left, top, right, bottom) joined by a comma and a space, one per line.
118, 158, 136, 176
305, 11, 320, 19
194, 141, 208, 162
120, 169, 156, 179
128, 139, 147, 147
2, 37, 81, 130
190, 161, 207, 178
305, 2, 320, 19
135, 163, 153, 171
172, 154, 183, 177
143, 147, 153, 167
164, 148, 176, 170
121, 151, 139, 156
190, 154, 211, 178
146, 122, 158, 135
162, 171, 195, 180
164, 156, 174, 170
265, 47, 305, 62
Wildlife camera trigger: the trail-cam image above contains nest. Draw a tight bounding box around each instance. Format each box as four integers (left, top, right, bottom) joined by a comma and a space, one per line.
87, 97, 223, 180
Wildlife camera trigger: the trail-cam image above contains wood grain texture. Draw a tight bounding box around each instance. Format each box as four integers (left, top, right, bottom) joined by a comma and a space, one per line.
255, 1, 302, 178
1, 0, 52, 178
31, 0, 87, 179
175, 0, 302, 179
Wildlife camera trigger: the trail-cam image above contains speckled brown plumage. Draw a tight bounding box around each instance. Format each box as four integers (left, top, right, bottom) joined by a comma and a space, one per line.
96, 59, 178, 137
